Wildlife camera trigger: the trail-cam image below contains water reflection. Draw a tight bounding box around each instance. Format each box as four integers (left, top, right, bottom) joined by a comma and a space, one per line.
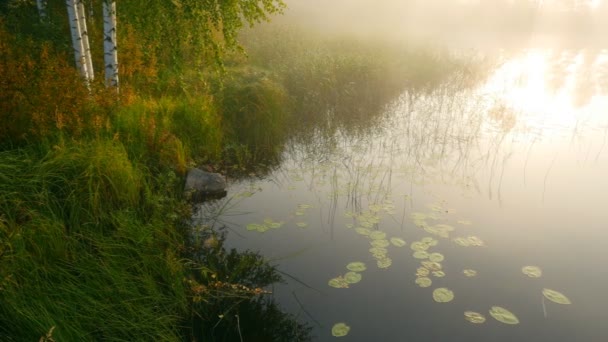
196, 49, 608, 341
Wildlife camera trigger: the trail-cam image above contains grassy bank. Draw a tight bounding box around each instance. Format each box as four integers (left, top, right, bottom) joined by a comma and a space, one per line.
0, 15, 483, 340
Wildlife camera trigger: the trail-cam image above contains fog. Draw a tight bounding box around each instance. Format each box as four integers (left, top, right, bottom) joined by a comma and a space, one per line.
277, 0, 608, 48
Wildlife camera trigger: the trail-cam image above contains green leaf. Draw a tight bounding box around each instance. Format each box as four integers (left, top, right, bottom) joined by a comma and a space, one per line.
432, 288, 454, 303
415, 277, 432, 288
463, 269, 477, 277
489, 306, 519, 324
390, 237, 407, 247
376, 257, 392, 269
413, 251, 429, 259
344, 272, 362, 284
331, 322, 350, 337
346, 262, 367, 272
429, 252, 444, 262
370, 239, 390, 248
369, 231, 387, 240
464, 311, 486, 324
522, 266, 542, 278
542, 288, 571, 304
328, 277, 349, 289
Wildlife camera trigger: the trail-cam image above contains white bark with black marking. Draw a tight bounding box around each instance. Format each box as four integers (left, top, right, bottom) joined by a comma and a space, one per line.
36, 0, 48, 21
103, 0, 119, 91
76, 0, 94, 80
66, 0, 91, 81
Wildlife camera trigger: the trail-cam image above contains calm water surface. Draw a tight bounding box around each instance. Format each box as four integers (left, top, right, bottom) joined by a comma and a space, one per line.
196, 49, 608, 341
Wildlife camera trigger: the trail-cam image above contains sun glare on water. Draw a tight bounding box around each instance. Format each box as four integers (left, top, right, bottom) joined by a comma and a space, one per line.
481, 49, 608, 136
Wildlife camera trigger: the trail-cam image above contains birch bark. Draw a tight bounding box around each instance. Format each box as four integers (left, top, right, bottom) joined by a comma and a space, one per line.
103, 0, 119, 91
66, 0, 91, 82
36, 0, 48, 21
76, 0, 94, 80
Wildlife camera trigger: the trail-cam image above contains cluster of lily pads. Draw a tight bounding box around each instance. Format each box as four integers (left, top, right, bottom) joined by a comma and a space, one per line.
246, 218, 285, 233
328, 262, 367, 289
346, 203, 407, 269
411, 237, 446, 288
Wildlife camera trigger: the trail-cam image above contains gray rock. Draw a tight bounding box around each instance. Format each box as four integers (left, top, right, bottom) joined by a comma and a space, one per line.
184, 168, 227, 195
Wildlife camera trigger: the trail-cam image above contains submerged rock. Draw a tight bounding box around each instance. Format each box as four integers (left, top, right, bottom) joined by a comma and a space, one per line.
184, 168, 227, 200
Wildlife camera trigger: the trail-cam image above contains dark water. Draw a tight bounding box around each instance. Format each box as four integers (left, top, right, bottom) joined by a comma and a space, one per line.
196, 49, 608, 341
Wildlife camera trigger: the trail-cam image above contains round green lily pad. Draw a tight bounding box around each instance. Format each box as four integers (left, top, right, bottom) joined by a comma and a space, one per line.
246, 223, 264, 231
422, 261, 442, 271
346, 262, 367, 272
413, 251, 429, 259
464, 311, 486, 324
416, 277, 432, 288
489, 306, 519, 324
371, 239, 390, 248
377, 257, 392, 269
432, 288, 454, 303
411, 241, 429, 251
369, 247, 388, 256
328, 277, 349, 289
542, 288, 571, 304
296, 222, 308, 228
463, 269, 477, 277
344, 272, 362, 284
390, 237, 407, 247
331, 322, 350, 337
522, 266, 542, 278
432, 271, 446, 277
429, 252, 444, 262
416, 267, 430, 277
369, 231, 387, 240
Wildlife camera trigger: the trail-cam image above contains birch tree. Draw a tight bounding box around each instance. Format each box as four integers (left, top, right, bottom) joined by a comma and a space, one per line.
77, 0, 94, 80
36, 0, 47, 21
66, 0, 92, 83
103, 0, 119, 91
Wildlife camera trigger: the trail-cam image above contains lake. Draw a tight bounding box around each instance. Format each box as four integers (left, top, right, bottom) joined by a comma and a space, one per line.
195, 48, 608, 341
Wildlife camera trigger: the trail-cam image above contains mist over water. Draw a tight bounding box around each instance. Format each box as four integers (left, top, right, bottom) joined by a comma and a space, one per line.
280, 0, 608, 48
196, 1, 608, 341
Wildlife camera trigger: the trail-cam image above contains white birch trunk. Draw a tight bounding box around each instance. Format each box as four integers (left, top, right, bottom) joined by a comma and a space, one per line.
66, 0, 91, 82
36, 0, 48, 21
76, 0, 94, 80
103, 0, 119, 91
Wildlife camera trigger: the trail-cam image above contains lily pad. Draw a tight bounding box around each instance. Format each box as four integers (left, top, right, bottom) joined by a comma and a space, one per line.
410, 241, 429, 251
416, 277, 432, 288
463, 269, 477, 277
296, 222, 308, 228
344, 272, 362, 284
416, 267, 430, 277
489, 306, 519, 324
377, 257, 392, 269
246, 223, 264, 231
369, 231, 387, 240
369, 247, 388, 257
464, 311, 486, 324
432, 288, 454, 303
371, 239, 390, 248
413, 251, 430, 259
422, 261, 442, 271
457, 220, 473, 225
390, 237, 407, 247
328, 277, 349, 289
542, 288, 571, 304
429, 253, 445, 262
331, 322, 350, 337
522, 266, 542, 278
432, 271, 446, 277
346, 262, 367, 272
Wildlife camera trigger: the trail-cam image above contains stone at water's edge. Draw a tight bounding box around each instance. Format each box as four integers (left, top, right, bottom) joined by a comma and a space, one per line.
184, 168, 227, 197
